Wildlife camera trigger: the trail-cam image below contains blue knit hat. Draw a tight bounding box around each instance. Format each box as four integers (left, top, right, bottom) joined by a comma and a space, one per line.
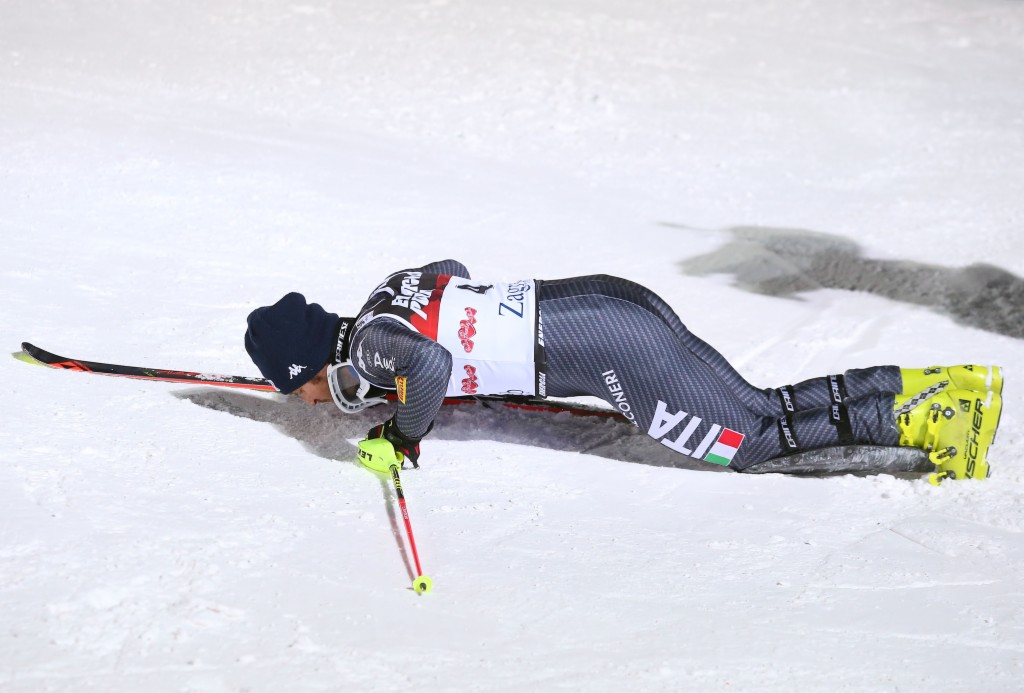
244, 292, 340, 394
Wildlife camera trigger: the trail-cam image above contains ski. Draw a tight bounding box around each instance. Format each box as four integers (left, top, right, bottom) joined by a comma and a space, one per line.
17, 341, 278, 391
14, 342, 623, 418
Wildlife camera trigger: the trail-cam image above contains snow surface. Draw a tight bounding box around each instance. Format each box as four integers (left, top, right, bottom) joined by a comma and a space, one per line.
2, 1, 1024, 691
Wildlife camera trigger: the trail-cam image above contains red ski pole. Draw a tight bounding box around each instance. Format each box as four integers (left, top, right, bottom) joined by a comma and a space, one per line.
358, 439, 433, 594
389, 463, 432, 594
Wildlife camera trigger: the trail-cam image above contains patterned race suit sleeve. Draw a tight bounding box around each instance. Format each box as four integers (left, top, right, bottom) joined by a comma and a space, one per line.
348, 259, 470, 439
350, 321, 451, 438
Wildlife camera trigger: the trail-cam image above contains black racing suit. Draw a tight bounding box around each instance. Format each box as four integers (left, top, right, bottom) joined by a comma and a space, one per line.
348, 260, 900, 470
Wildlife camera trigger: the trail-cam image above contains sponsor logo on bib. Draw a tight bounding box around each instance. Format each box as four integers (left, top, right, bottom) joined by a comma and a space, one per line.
458, 307, 478, 353
461, 364, 479, 394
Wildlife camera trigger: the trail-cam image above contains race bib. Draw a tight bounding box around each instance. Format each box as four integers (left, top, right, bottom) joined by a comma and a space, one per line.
436, 279, 539, 397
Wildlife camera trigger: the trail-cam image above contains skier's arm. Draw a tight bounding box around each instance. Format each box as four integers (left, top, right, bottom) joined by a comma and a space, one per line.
352, 319, 451, 448
391, 330, 452, 439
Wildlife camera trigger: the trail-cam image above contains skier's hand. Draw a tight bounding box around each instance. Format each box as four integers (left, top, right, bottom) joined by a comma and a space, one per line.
366, 416, 424, 469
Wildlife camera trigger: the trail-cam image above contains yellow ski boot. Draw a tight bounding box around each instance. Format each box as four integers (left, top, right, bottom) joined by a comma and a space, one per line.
894, 388, 939, 449
900, 365, 1003, 398
917, 389, 1002, 483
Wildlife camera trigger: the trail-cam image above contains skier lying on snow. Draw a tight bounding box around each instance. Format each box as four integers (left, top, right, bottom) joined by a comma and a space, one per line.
244, 259, 1003, 481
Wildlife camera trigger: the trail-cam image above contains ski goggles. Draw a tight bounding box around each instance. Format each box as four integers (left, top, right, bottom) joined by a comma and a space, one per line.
327, 361, 388, 413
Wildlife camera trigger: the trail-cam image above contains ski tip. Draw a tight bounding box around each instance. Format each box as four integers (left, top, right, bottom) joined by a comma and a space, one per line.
12, 349, 43, 366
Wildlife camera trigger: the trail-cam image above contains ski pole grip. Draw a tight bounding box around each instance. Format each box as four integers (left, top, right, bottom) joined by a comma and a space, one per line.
357, 438, 401, 474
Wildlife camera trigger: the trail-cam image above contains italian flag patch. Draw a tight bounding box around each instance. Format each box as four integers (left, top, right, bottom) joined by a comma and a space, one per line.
703, 428, 744, 466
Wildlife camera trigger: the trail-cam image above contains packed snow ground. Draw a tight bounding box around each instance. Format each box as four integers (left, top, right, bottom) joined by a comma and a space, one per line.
2, 1, 1024, 691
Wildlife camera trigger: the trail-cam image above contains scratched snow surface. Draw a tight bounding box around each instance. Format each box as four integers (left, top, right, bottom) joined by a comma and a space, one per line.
2, 1, 1024, 691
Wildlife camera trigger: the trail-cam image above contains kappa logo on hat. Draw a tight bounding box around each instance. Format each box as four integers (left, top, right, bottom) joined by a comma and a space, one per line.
288, 364, 307, 379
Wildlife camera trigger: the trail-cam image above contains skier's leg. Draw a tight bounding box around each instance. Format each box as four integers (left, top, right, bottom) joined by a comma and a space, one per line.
775, 367, 903, 413
545, 274, 907, 416
761, 393, 899, 469
781, 363, 1004, 413
542, 291, 899, 470
541, 275, 779, 415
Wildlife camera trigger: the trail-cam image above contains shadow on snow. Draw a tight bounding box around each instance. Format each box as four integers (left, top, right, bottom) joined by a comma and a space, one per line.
672, 223, 1024, 340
